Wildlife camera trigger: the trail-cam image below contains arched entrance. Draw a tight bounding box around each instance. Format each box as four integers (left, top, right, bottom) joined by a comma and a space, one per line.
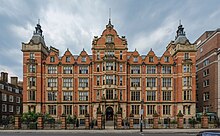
106, 106, 114, 121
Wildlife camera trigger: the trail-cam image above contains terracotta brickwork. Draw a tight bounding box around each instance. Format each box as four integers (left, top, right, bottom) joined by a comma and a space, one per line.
21, 21, 196, 124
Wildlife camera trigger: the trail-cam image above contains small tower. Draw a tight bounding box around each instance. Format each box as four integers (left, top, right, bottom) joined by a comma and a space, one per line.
21, 21, 49, 113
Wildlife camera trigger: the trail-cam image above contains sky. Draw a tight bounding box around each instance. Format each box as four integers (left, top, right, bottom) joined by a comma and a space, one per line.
0, 0, 220, 81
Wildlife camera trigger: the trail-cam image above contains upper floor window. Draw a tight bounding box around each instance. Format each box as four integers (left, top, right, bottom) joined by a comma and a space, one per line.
146, 78, 156, 87
2, 93, 7, 101
162, 66, 171, 74
106, 75, 114, 85
119, 64, 123, 72
97, 64, 100, 72
97, 76, 100, 86
81, 57, 86, 62
63, 78, 73, 87
30, 52, 35, 59
29, 64, 36, 73
63, 91, 72, 101
79, 66, 88, 74
131, 105, 140, 115
203, 92, 209, 101
131, 78, 140, 87
50, 56, 55, 62
203, 69, 209, 77
133, 57, 138, 62
184, 53, 189, 59
183, 90, 191, 100
120, 51, 123, 60
162, 91, 171, 101
0, 83, 4, 89
162, 78, 171, 87
164, 56, 169, 62
97, 51, 100, 60
48, 91, 57, 101
146, 65, 156, 74
106, 62, 114, 71
8, 86, 12, 91
131, 66, 140, 74
183, 76, 192, 86
149, 57, 154, 62
146, 91, 156, 101
63, 66, 72, 74
106, 35, 113, 43
48, 78, 57, 87
183, 64, 191, 73
28, 77, 36, 87
66, 56, 71, 62
9, 95, 14, 102
48, 66, 57, 74
79, 105, 88, 115
105, 51, 114, 56
203, 80, 209, 87
16, 97, 21, 103
131, 91, 140, 101
203, 59, 209, 67
119, 76, 123, 86
79, 78, 88, 88
79, 91, 88, 101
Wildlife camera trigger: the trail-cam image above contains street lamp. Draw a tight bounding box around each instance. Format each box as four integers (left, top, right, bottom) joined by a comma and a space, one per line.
140, 99, 144, 132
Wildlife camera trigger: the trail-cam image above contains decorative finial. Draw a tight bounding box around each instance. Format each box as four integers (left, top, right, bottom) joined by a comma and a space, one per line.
179, 19, 181, 26
109, 8, 111, 23
38, 19, 40, 25
83, 48, 85, 51
106, 8, 114, 29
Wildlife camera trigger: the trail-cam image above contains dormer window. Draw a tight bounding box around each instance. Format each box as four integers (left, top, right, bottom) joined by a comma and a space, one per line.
149, 57, 154, 62
133, 57, 138, 62
106, 35, 113, 43
184, 53, 189, 60
164, 56, 169, 62
50, 56, 55, 62
66, 56, 70, 62
82, 57, 86, 62
30, 53, 35, 59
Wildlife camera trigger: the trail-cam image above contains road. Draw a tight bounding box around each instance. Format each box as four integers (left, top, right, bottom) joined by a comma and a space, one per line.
0, 132, 197, 136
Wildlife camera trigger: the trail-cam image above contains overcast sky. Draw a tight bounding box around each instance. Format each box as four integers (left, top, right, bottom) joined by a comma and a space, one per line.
0, 0, 220, 81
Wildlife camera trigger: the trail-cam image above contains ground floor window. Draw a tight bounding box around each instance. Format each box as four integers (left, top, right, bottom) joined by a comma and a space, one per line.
48, 105, 56, 115
79, 105, 88, 115
131, 105, 140, 115
63, 105, 72, 115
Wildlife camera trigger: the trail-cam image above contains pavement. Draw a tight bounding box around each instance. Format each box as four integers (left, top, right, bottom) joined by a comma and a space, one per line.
0, 129, 219, 133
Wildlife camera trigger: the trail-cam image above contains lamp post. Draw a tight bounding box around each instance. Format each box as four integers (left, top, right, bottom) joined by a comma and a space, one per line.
140, 99, 144, 132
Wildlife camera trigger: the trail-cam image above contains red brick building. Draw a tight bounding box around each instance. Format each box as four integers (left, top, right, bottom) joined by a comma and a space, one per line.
196, 28, 220, 118
22, 20, 196, 124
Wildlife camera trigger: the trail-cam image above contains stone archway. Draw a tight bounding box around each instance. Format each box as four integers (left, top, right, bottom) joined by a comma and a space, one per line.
106, 106, 114, 121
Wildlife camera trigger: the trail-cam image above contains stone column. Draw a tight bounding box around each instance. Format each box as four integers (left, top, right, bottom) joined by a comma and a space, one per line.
85, 114, 90, 129
37, 115, 44, 129
97, 113, 102, 129
129, 114, 134, 129
61, 115, 67, 129
177, 110, 184, 129
14, 115, 21, 129
117, 113, 122, 129
201, 114, 208, 129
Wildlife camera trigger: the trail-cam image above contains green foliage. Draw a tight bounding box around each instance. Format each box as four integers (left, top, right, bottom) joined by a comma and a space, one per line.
189, 117, 197, 125
43, 113, 55, 124
66, 115, 77, 124
170, 119, 177, 124
21, 112, 39, 123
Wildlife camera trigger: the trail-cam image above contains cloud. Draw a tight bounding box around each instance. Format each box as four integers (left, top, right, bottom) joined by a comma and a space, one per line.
1, 0, 220, 82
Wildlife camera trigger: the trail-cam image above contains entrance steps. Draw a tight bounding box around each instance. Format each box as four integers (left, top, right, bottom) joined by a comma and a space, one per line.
105, 121, 114, 126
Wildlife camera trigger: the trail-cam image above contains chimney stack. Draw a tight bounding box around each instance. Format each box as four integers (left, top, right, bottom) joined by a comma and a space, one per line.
1, 72, 8, 83
11, 77, 18, 86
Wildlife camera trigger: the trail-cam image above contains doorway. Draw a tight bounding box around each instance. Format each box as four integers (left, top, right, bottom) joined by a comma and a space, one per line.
106, 106, 114, 121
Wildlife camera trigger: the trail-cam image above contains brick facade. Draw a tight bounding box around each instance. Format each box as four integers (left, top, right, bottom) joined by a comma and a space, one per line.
196, 29, 220, 118
21, 20, 196, 125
